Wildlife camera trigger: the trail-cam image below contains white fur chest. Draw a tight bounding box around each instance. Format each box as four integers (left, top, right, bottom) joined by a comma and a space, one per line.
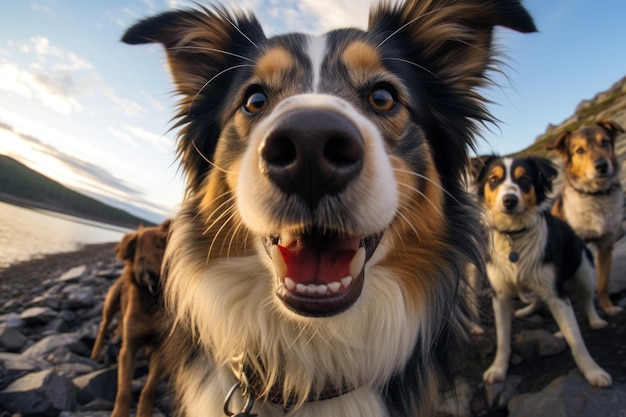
486, 222, 551, 297
561, 186, 624, 241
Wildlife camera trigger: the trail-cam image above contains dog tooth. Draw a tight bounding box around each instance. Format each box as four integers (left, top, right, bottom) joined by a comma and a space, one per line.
296, 284, 307, 294
328, 282, 341, 293
316, 284, 328, 295
271, 245, 287, 278
349, 247, 366, 279
306, 284, 318, 295
284, 277, 296, 290
341, 276, 353, 288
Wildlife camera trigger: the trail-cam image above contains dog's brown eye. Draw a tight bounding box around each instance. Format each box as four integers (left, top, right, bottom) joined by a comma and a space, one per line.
575, 147, 585, 155
600, 140, 610, 148
243, 91, 268, 114
368, 88, 396, 112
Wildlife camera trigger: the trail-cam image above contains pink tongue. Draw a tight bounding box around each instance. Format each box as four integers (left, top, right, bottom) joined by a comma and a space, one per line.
277, 241, 357, 285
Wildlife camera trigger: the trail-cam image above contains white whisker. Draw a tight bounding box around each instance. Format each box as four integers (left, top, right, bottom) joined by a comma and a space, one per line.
169, 46, 255, 62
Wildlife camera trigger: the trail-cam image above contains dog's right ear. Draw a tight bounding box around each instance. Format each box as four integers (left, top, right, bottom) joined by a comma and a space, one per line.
545, 131, 570, 160
596, 119, 625, 143
115, 231, 138, 262
122, 8, 266, 193
470, 155, 498, 186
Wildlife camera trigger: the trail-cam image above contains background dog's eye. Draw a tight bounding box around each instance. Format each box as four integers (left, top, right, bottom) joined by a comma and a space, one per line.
575, 147, 585, 155
519, 177, 530, 187
600, 139, 610, 148
368, 87, 396, 112
243, 91, 268, 114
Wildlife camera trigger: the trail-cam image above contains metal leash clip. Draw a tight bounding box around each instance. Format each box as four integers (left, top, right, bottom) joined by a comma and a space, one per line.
223, 371, 257, 417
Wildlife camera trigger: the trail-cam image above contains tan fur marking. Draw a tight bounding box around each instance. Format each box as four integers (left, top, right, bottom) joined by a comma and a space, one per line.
483, 166, 503, 210
255, 47, 295, 83
342, 41, 384, 73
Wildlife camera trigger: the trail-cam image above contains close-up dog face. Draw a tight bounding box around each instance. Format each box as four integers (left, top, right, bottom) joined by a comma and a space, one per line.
123, 2, 535, 319
476, 156, 557, 227
115, 221, 169, 291
547, 120, 624, 189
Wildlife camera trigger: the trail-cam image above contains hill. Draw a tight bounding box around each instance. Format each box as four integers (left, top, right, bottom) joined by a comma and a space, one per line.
0, 154, 155, 229
517, 75, 626, 163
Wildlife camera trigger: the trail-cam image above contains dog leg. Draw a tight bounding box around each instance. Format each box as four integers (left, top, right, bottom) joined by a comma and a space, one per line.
544, 296, 611, 387
572, 255, 608, 329
91, 277, 123, 360
136, 349, 162, 417
483, 295, 513, 384
112, 327, 139, 417
514, 296, 541, 318
595, 238, 623, 316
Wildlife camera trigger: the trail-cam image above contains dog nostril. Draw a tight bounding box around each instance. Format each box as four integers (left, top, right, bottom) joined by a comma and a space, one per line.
503, 194, 518, 209
260, 109, 364, 208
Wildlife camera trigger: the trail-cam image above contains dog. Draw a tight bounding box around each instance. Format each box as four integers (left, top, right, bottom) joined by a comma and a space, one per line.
546, 120, 625, 316
474, 155, 611, 387
122, 1, 536, 415
90, 220, 170, 417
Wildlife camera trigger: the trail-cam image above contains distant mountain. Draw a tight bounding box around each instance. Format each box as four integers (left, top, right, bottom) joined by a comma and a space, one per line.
0, 155, 156, 229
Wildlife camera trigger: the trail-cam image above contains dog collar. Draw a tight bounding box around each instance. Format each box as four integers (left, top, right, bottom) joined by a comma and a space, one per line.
568, 181, 620, 196
224, 357, 356, 415
494, 227, 528, 263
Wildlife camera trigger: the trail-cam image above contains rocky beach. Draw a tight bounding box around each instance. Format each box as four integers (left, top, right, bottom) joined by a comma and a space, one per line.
0, 238, 625, 417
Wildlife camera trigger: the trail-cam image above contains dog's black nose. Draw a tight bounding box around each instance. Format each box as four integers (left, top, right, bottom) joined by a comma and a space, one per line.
594, 159, 609, 175
260, 109, 364, 208
502, 194, 518, 210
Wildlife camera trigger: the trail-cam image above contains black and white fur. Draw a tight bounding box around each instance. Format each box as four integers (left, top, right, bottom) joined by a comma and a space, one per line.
123, 2, 536, 416
475, 155, 611, 388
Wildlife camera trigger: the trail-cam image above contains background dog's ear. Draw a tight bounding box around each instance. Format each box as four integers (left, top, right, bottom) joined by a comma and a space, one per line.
530, 157, 558, 201
545, 131, 570, 160
115, 231, 138, 262
470, 155, 498, 185
122, 8, 266, 192
368, 0, 536, 178
160, 218, 172, 233
596, 119, 625, 144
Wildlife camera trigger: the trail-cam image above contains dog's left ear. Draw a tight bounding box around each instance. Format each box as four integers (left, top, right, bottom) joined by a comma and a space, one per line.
530, 157, 558, 200
160, 218, 172, 233
115, 231, 138, 262
369, 0, 536, 91
368, 0, 536, 175
596, 119, 625, 144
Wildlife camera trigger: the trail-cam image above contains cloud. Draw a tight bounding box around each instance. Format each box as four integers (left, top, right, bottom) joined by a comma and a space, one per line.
0, 36, 141, 117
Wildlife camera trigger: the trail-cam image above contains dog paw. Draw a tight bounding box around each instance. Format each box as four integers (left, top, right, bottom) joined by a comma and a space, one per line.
584, 368, 612, 387
602, 305, 623, 316
483, 366, 507, 384
590, 318, 608, 330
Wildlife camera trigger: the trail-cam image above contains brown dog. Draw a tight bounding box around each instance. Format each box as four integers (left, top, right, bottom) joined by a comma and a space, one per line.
547, 120, 625, 316
91, 219, 170, 417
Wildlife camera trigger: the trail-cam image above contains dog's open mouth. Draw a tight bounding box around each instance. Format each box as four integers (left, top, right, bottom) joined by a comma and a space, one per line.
264, 230, 382, 317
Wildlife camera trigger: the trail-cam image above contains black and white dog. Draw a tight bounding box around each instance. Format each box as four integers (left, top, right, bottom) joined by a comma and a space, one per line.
474, 155, 611, 387
123, 2, 536, 416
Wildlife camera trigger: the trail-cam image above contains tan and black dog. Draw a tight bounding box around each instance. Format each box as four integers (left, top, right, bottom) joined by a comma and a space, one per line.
91, 219, 170, 417
547, 120, 624, 316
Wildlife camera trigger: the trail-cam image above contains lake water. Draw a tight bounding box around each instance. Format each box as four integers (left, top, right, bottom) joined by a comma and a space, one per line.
0, 201, 130, 268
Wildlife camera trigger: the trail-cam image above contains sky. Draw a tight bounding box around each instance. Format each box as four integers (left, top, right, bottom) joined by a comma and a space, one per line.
1, 1, 625, 224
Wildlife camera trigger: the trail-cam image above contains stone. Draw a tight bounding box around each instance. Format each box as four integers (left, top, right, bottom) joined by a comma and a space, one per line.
73, 366, 118, 404
0, 323, 28, 352
508, 370, 626, 417
0, 312, 25, 328
513, 329, 566, 357
19, 306, 58, 324
58, 265, 88, 283
21, 333, 88, 360
485, 375, 523, 409
0, 369, 76, 416
66, 287, 95, 309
